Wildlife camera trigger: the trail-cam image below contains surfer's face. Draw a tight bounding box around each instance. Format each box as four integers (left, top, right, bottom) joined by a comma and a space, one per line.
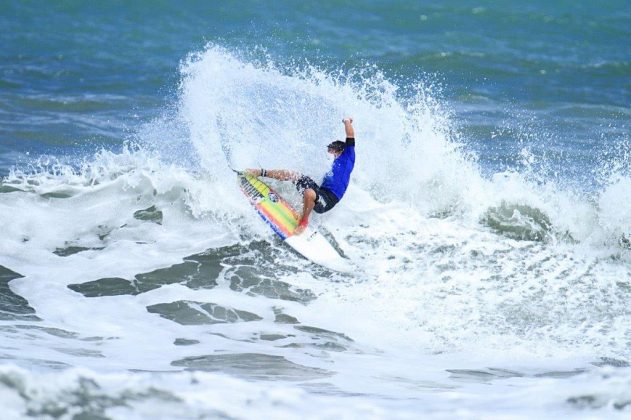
327, 147, 341, 157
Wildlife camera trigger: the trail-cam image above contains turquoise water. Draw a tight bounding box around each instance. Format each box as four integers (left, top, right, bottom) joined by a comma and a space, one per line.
2, 1, 631, 418
2, 1, 629, 179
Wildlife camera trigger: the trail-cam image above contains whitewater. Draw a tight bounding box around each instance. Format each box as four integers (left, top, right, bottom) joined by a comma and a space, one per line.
1, 46, 631, 418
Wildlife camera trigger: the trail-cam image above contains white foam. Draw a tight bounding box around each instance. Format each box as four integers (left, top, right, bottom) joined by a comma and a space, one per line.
2, 45, 631, 417
2, 362, 631, 418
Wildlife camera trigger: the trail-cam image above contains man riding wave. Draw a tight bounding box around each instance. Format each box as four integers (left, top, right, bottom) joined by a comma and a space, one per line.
247, 117, 356, 235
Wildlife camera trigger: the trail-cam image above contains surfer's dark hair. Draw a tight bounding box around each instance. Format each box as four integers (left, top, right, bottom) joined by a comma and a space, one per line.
327, 140, 345, 152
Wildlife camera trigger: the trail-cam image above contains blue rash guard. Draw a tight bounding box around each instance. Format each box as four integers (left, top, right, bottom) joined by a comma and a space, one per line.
321, 137, 355, 200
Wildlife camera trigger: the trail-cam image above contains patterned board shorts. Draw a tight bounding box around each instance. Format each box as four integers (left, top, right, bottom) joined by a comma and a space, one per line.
294, 176, 339, 214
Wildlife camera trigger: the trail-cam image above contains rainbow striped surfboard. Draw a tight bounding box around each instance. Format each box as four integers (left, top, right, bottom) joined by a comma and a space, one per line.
238, 173, 300, 240
237, 173, 352, 272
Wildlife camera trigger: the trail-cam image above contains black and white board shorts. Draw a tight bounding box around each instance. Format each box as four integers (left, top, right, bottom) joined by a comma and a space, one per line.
294, 176, 339, 214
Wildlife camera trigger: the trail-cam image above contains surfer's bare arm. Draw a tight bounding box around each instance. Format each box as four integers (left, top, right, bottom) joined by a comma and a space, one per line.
343, 117, 354, 139
266, 169, 301, 181
245, 168, 300, 181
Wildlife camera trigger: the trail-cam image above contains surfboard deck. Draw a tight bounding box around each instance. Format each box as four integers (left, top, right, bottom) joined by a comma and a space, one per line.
238, 173, 351, 272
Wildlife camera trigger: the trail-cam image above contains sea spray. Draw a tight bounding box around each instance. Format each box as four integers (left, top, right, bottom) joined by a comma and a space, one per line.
2, 43, 631, 419
178, 46, 487, 216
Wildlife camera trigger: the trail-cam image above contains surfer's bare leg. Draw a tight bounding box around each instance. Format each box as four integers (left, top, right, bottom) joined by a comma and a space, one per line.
295, 188, 316, 235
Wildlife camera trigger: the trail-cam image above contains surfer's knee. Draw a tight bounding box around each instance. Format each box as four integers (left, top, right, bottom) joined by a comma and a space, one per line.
303, 188, 316, 202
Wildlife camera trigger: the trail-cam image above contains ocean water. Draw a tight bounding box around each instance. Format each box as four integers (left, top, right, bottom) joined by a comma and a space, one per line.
1, 1, 631, 418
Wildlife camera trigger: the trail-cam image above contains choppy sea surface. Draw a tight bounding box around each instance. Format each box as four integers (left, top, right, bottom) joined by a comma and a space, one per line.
1, 1, 631, 418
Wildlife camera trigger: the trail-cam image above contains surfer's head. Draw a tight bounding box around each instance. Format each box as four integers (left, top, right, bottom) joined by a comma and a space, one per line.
326, 140, 345, 155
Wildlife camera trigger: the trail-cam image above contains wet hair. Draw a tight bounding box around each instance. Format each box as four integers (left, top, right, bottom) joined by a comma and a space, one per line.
326, 140, 345, 152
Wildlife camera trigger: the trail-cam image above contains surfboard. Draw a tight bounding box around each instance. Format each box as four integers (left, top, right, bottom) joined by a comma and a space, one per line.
238, 173, 351, 272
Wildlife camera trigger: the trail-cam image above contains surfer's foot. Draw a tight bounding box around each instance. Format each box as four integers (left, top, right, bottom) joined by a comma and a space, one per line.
294, 219, 309, 235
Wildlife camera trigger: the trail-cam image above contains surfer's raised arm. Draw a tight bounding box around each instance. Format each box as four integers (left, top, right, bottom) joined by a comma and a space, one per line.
343, 117, 354, 140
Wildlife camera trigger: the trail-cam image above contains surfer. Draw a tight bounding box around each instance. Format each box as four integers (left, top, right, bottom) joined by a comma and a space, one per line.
247, 117, 356, 235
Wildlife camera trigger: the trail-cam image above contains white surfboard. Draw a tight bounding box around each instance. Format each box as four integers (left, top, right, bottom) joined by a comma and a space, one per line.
285, 227, 352, 272
238, 173, 352, 272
